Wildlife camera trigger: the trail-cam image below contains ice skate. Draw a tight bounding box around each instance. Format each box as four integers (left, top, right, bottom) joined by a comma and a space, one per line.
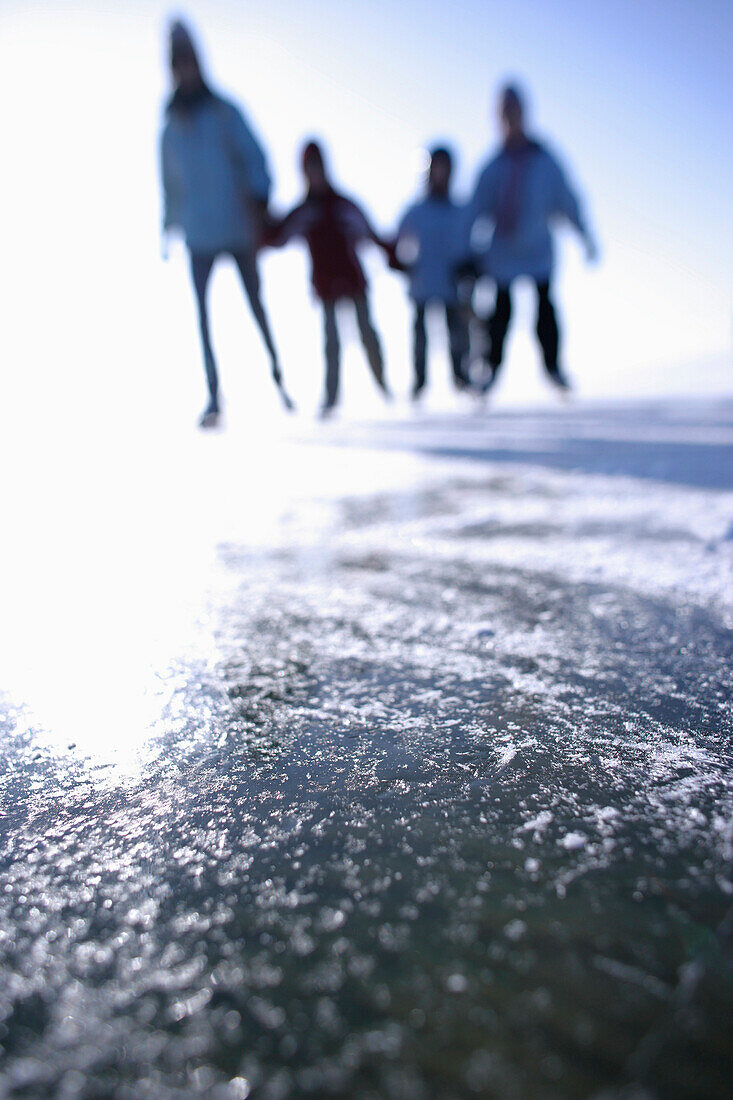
547, 365, 572, 395
198, 401, 220, 429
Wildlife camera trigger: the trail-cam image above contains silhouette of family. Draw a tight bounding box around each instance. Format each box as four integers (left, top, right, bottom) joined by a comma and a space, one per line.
160, 20, 597, 428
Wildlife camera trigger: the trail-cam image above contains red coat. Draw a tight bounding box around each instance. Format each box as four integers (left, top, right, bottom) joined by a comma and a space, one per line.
266, 187, 381, 302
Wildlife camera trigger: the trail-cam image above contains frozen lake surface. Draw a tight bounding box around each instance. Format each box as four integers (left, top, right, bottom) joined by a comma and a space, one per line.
1, 397, 732, 1098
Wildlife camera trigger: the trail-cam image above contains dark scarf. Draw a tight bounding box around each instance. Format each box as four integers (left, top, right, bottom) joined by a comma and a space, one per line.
307, 182, 335, 203
167, 81, 214, 115
428, 185, 451, 203
495, 137, 542, 236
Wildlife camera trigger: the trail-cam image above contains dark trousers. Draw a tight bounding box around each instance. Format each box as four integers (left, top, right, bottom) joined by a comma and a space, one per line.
190, 249, 281, 409
322, 295, 386, 409
413, 302, 470, 394
488, 279, 561, 379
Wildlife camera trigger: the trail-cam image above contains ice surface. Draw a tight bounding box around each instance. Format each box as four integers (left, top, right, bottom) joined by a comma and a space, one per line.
0, 397, 731, 1098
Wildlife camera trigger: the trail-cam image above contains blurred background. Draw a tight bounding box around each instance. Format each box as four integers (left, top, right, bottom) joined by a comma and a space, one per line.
1, 0, 731, 431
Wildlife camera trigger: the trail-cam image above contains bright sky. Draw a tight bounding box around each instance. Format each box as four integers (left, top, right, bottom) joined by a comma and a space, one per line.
1, 0, 731, 424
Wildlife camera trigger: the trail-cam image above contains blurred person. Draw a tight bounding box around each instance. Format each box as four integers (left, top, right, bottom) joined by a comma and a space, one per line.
392, 147, 473, 400
263, 141, 392, 419
160, 20, 294, 427
469, 83, 597, 393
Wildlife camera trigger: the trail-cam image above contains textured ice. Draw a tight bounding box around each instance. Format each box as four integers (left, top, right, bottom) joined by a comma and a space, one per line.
0, 398, 731, 1098
558, 832, 588, 851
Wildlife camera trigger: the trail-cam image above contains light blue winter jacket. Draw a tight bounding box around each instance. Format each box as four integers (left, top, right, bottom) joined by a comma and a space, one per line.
160, 93, 271, 254
396, 196, 471, 305
469, 140, 587, 284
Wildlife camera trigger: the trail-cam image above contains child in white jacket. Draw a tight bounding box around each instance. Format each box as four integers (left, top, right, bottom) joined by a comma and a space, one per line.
393, 148, 472, 399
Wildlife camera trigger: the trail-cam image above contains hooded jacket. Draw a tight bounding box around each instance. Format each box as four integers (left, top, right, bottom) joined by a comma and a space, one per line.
160, 91, 271, 254
469, 139, 587, 283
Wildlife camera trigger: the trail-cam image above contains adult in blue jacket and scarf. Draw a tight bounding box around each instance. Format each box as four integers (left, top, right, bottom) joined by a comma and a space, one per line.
160, 21, 293, 426
470, 84, 597, 393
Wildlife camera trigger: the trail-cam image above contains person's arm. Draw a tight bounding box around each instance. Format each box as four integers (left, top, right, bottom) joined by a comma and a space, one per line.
260, 201, 312, 249
548, 150, 598, 261
468, 161, 500, 226
390, 207, 418, 272
341, 197, 390, 252
466, 160, 500, 263
226, 102, 272, 204
452, 202, 480, 276
160, 125, 183, 258
342, 197, 399, 275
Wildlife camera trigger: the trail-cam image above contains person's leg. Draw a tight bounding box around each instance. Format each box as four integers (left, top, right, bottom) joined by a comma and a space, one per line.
487, 285, 512, 379
233, 249, 293, 406
354, 295, 391, 397
535, 280, 570, 389
322, 302, 340, 411
189, 252, 219, 414
445, 303, 471, 389
413, 303, 427, 397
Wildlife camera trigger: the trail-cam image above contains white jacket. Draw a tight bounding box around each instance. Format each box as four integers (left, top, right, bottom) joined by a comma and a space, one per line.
396, 196, 470, 305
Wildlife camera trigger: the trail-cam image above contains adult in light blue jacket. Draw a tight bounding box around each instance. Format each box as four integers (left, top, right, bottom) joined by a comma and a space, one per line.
394, 147, 472, 398
160, 21, 292, 426
469, 84, 597, 392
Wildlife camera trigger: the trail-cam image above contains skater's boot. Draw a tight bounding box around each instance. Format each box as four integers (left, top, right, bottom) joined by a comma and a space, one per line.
480, 364, 499, 394
271, 362, 296, 412
546, 365, 572, 392
198, 399, 220, 429
278, 386, 296, 413
465, 353, 496, 395
318, 402, 336, 421
375, 372, 394, 402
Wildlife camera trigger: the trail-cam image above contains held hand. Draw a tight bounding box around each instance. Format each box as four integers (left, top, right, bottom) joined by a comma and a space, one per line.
384, 242, 406, 272
161, 230, 170, 262
250, 198, 270, 230
584, 235, 599, 264
249, 199, 273, 252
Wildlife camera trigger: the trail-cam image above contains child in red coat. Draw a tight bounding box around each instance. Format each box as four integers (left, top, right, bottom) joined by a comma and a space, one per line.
265, 141, 392, 417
